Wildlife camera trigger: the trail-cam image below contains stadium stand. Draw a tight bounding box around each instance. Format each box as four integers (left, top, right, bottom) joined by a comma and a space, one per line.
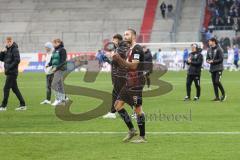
0, 0, 145, 52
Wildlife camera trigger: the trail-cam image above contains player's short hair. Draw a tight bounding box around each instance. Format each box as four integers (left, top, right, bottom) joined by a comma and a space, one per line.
127, 28, 137, 36
6, 36, 13, 41
113, 34, 123, 41
209, 37, 218, 45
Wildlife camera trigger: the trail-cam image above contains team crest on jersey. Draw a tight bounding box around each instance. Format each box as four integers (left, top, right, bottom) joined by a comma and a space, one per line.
134, 54, 140, 60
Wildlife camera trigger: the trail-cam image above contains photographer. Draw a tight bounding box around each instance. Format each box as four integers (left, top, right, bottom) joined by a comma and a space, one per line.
184, 44, 203, 101
0, 37, 26, 111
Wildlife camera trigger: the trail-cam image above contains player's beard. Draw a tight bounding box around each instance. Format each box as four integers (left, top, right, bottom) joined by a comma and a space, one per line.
124, 37, 133, 46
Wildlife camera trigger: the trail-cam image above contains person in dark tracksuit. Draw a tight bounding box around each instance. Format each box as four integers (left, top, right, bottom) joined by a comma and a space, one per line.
207, 37, 226, 102
0, 37, 26, 112
184, 44, 203, 101
143, 46, 153, 90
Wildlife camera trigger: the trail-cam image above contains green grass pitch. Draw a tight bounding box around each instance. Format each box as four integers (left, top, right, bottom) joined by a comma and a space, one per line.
0, 71, 240, 160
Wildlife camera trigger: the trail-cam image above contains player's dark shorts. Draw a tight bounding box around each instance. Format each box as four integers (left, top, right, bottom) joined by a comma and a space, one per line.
117, 86, 143, 108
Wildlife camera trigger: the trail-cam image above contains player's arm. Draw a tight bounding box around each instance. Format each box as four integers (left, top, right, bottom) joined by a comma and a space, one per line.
112, 53, 139, 70
206, 50, 212, 63
0, 52, 5, 62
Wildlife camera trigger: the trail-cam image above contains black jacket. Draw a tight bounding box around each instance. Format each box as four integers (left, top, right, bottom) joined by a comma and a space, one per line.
0, 42, 20, 76
187, 51, 203, 75
144, 49, 153, 73
206, 45, 224, 72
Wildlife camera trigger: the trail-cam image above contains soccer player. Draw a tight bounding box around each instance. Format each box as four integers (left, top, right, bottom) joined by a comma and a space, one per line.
40, 42, 54, 105
108, 28, 146, 143
48, 38, 67, 106
184, 44, 203, 101
0, 37, 26, 111
207, 38, 226, 102
103, 34, 126, 119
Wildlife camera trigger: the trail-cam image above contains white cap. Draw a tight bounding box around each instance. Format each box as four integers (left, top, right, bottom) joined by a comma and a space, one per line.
44, 42, 53, 49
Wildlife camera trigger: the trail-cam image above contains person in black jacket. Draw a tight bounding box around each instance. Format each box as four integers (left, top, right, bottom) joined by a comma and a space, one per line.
143, 46, 153, 90
48, 38, 67, 106
103, 34, 126, 119
184, 44, 203, 101
0, 37, 26, 111
207, 37, 226, 102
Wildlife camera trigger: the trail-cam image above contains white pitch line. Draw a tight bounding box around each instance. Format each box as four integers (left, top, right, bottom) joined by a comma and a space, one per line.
1, 131, 240, 135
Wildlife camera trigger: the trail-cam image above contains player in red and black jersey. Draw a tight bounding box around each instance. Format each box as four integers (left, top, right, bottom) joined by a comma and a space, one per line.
109, 28, 146, 143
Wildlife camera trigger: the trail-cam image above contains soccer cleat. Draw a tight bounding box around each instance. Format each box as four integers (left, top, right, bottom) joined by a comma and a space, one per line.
0, 107, 7, 112
40, 100, 51, 105
130, 136, 147, 143
122, 129, 138, 142
15, 106, 27, 111
51, 100, 61, 106
212, 98, 220, 102
103, 112, 116, 119
220, 95, 227, 102
193, 97, 199, 101
184, 96, 191, 101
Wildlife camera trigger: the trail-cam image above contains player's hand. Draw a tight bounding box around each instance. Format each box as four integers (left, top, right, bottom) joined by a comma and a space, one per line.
52, 67, 57, 73
207, 60, 213, 64
0, 47, 6, 53
105, 51, 115, 58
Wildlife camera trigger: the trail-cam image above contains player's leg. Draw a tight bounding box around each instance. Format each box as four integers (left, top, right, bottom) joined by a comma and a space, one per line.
215, 71, 226, 101
115, 91, 137, 142
11, 76, 26, 110
211, 72, 220, 101
0, 75, 13, 110
146, 72, 151, 89
185, 75, 193, 100
103, 87, 117, 119
130, 95, 147, 143
41, 74, 53, 104
51, 70, 65, 106
193, 75, 201, 101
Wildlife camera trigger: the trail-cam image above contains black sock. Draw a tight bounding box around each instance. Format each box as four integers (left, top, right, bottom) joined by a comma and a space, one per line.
137, 113, 145, 137
118, 108, 134, 130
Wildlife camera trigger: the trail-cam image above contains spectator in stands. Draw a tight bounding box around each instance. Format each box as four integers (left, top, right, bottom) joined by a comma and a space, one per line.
183, 48, 189, 69
167, 3, 174, 18
160, 1, 167, 19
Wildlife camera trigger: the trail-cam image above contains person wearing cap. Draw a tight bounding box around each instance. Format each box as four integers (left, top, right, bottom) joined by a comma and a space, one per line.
207, 38, 226, 102
40, 42, 54, 105
184, 43, 203, 101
